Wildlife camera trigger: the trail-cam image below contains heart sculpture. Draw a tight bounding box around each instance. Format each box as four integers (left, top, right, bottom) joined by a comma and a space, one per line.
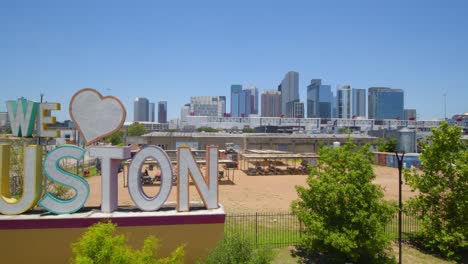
69, 88, 126, 146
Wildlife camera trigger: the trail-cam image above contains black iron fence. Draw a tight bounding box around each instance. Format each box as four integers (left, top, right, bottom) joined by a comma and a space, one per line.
225, 211, 420, 248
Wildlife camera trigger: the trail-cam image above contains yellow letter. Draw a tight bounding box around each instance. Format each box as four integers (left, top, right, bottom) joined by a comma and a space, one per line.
0, 144, 43, 215
38, 103, 61, 138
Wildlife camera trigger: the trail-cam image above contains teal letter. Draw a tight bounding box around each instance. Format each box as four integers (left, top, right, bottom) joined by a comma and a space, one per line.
39, 145, 90, 214
6, 98, 39, 137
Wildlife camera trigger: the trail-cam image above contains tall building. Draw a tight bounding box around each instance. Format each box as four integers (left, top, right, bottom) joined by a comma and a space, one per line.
0, 112, 9, 128
134, 97, 149, 122
307, 79, 333, 118
404, 109, 417, 120
352, 88, 366, 118
331, 94, 337, 118
148, 102, 155, 122
240, 89, 252, 117
245, 86, 259, 115
293, 102, 304, 118
261, 90, 281, 117
180, 104, 190, 123
158, 101, 167, 123
230, 85, 242, 117
368, 87, 404, 120
278, 71, 299, 117
190, 96, 226, 117
307, 79, 320, 118
337, 85, 352, 119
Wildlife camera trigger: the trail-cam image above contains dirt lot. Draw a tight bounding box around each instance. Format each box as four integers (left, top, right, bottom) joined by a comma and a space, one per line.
85, 165, 417, 212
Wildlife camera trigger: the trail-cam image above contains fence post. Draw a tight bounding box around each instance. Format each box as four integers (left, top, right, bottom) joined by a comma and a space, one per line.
299, 219, 303, 240
255, 212, 258, 247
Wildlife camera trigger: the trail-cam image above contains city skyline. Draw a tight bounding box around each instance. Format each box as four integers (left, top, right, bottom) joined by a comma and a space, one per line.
1, 1, 467, 121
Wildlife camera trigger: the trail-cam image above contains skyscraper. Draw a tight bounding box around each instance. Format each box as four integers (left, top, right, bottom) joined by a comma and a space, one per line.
293, 102, 304, 118
240, 89, 252, 117
158, 101, 167, 123
307, 79, 333, 118
245, 86, 259, 115
134, 97, 149, 121
190, 96, 226, 117
279, 71, 299, 117
149, 102, 155, 122
352, 88, 366, 118
307, 79, 320, 118
337, 85, 352, 119
261, 90, 281, 117
230, 85, 242, 117
368, 87, 404, 120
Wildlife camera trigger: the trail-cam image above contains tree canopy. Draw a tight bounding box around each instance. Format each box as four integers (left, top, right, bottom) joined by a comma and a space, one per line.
127, 123, 147, 136
292, 140, 396, 263
376, 136, 398, 152
404, 122, 468, 260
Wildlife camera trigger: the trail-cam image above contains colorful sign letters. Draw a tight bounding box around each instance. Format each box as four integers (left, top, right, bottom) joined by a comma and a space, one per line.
1, 89, 219, 215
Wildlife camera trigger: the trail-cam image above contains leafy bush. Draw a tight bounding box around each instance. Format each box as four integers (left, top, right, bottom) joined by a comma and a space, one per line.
376, 136, 398, 152
201, 233, 274, 264
405, 122, 468, 261
292, 140, 396, 263
71, 221, 185, 264
196, 127, 218, 133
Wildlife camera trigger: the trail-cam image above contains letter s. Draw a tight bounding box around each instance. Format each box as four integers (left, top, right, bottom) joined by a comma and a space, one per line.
39, 145, 89, 214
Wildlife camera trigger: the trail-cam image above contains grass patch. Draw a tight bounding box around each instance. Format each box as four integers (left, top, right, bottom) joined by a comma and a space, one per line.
271, 245, 456, 264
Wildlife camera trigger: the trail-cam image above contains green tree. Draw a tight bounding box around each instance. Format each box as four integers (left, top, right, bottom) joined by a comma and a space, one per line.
292, 140, 396, 263
71, 221, 185, 264
127, 123, 147, 136
242, 127, 256, 133
376, 136, 397, 152
404, 122, 468, 260
106, 130, 124, 145
196, 127, 218, 133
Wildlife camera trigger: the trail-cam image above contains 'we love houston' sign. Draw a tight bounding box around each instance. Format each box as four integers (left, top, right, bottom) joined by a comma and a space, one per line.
0, 89, 219, 215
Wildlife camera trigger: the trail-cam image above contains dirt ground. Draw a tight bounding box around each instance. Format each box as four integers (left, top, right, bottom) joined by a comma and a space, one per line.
84, 165, 417, 213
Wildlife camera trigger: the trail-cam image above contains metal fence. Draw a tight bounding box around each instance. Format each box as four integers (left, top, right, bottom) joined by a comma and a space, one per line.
225, 211, 303, 247
225, 211, 420, 248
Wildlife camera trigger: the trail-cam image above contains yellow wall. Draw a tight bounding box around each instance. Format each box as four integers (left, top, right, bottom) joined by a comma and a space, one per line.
0, 223, 224, 264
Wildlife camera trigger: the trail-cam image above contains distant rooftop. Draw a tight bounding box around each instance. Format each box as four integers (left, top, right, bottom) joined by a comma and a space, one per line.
141, 132, 375, 139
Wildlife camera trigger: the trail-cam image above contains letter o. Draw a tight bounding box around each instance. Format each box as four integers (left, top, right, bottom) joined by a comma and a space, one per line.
128, 146, 173, 211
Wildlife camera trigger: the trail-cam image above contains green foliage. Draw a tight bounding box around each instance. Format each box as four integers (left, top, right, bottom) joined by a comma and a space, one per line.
242, 127, 256, 133
404, 122, 468, 260
338, 127, 353, 134
201, 233, 274, 264
127, 123, 147, 136
376, 137, 398, 152
3, 138, 33, 195
47, 182, 72, 199
196, 127, 218, 133
71, 221, 185, 264
292, 140, 396, 263
107, 130, 124, 145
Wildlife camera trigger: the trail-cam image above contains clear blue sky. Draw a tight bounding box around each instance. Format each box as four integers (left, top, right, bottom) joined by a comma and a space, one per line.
1, 0, 467, 121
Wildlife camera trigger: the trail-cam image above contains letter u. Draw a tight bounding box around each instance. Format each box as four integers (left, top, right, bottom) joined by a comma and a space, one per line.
0, 144, 43, 215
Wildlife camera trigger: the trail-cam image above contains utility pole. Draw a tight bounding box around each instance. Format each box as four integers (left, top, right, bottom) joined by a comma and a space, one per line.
36, 93, 44, 145
395, 151, 405, 264
443, 93, 447, 120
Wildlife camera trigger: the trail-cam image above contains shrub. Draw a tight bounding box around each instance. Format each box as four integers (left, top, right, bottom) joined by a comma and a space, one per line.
71, 221, 185, 264
292, 140, 396, 263
201, 233, 274, 264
